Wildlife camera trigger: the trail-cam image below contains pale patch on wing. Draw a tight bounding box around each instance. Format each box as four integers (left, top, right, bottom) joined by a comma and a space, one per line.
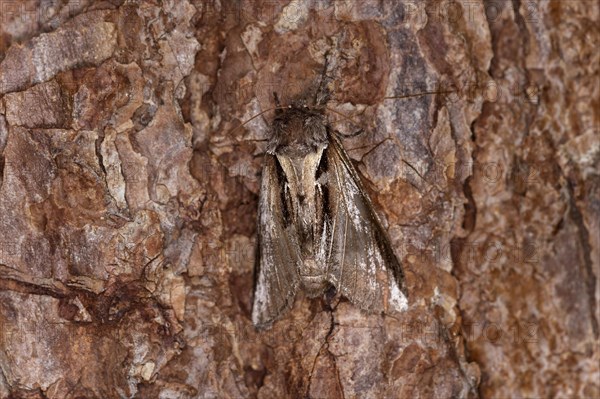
325, 134, 408, 313
389, 278, 409, 311
252, 155, 301, 328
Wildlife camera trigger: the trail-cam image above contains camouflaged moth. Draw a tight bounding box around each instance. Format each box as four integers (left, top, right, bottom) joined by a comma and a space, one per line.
252, 80, 409, 328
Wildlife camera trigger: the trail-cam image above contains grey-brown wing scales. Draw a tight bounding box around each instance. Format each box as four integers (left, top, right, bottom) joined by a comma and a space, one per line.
252, 154, 302, 328
325, 134, 408, 313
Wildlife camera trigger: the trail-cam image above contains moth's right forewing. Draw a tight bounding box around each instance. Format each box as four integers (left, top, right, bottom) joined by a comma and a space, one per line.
253, 154, 301, 328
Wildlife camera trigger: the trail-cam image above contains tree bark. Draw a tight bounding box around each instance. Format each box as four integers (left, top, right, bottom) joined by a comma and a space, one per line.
0, 1, 597, 398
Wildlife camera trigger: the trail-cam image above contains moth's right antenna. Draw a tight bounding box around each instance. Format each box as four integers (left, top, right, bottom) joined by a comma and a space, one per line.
383, 89, 456, 101
327, 88, 456, 136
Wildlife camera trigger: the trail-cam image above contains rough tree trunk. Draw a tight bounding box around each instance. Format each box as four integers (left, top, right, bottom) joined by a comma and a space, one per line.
0, 1, 597, 398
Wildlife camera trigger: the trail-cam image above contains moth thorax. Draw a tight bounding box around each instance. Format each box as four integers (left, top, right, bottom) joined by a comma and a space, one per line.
272, 109, 327, 157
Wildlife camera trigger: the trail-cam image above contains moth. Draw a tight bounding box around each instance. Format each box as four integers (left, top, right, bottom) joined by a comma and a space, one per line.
251, 83, 409, 329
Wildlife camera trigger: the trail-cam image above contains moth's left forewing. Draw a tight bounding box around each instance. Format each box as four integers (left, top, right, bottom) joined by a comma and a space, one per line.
325, 133, 408, 313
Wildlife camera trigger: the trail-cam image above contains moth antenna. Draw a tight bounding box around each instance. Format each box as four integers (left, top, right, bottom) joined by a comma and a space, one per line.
226, 106, 287, 137
213, 137, 269, 147
383, 89, 455, 100
244, 138, 269, 143
326, 89, 455, 136
325, 107, 362, 128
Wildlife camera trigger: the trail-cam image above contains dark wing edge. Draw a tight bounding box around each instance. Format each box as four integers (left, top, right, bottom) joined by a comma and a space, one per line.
252, 154, 301, 328
325, 132, 408, 313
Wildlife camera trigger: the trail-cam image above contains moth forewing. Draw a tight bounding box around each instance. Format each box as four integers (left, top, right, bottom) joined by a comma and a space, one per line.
325, 134, 408, 311
252, 104, 408, 329
252, 153, 301, 327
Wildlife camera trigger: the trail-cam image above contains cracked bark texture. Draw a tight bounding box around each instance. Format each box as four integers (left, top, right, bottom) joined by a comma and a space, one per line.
0, 1, 597, 398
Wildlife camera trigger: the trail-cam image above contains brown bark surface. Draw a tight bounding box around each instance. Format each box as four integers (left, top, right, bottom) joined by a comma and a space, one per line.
0, 1, 597, 398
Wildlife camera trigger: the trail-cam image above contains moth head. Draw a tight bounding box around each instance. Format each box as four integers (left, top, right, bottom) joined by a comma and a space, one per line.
268, 106, 328, 157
